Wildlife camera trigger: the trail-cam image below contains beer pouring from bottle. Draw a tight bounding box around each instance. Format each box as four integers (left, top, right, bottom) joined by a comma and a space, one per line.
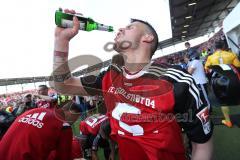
55, 9, 114, 32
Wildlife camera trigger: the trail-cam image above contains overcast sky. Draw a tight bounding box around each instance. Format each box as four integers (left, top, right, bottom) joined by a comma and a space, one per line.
0, 0, 172, 79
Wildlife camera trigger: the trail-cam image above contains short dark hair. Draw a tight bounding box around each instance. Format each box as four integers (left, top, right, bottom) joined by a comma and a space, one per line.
131, 19, 159, 58
24, 94, 32, 98
215, 41, 224, 50
38, 85, 48, 90
185, 42, 190, 46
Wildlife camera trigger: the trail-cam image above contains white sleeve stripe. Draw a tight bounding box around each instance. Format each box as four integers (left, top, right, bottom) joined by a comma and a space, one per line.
148, 66, 202, 108
150, 68, 200, 100
150, 67, 194, 83
164, 71, 202, 107
146, 72, 163, 77
166, 70, 200, 97
167, 70, 194, 83
168, 68, 193, 79
147, 71, 202, 108
148, 68, 165, 75
154, 67, 201, 99
164, 73, 201, 108
149, 66, 167, 71
166, 73, 202, 107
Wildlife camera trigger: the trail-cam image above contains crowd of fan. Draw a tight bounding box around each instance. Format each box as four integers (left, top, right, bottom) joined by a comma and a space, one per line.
155, 29, 229, 66
155, 30, 240, 129
0, 85, 103, 139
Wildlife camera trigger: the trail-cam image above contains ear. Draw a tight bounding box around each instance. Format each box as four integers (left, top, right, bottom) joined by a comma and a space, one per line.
142, 34, 154, 43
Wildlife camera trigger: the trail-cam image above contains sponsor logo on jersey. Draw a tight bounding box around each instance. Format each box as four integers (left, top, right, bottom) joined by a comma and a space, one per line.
18, 112, 46, 128
196, 107, 210, 134
37, 101, 50, 108
107, 86, 155, 108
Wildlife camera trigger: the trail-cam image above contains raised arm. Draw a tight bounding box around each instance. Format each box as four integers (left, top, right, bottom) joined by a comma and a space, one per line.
52, 9, 89, 96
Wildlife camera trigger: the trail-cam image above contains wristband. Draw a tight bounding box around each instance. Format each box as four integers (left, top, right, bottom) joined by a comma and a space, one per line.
54, 51, 68, 57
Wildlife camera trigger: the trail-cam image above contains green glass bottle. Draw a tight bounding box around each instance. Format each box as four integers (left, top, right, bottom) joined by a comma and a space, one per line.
55, 8, 114, 32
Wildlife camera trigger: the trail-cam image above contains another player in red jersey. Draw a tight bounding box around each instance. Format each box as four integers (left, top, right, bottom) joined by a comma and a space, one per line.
52, 9, 213, 160
79, 114, 115, 160
80, 114, 108, 136
0, 101, 82, 160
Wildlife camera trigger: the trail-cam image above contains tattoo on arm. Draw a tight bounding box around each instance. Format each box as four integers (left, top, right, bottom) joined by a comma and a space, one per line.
53, 51, 71, 82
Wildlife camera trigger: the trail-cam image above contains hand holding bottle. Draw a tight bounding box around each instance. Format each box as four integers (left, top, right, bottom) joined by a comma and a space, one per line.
55, 9, 80, 42
54, 8, 113, 52
55, 8, 113, 32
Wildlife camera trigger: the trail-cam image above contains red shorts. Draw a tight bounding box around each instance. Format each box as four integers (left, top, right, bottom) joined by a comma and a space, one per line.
117, 138, 186, 160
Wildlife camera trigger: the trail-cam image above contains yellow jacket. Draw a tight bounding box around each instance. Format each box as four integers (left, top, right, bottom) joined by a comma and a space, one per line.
205, 50, 240, 69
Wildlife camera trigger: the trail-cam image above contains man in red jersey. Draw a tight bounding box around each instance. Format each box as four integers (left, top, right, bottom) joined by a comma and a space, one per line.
79, 114, 114, 160
52, 9, 213, 160
0, 101, 81, 160
34, 85, 57, 109
80, 114, 108, 136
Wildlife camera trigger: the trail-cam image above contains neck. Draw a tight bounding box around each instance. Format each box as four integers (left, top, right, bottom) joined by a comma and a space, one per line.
121, 49, 151, 73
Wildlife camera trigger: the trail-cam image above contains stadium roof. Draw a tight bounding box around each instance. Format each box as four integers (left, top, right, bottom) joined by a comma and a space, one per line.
0, 60, 111, 86
158, 0, 239, 49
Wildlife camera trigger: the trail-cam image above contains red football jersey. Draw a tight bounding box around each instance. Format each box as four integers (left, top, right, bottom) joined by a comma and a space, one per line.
102, 67, 185, 155
81, 63, 213, 160
80, 114, 108, 136
0, 108, 73, 160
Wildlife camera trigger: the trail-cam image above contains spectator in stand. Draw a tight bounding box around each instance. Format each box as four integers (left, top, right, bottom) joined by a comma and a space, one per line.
0, 101, 82, 160
184, 53, 211, 112
0, 108, 15, 140
14, 94, 36, 116
24, 94, 36, 109
205, 41, 240, 127
200, 49, 208, 61
74, 96, 88, 120
179, 58, 187, 70
167, 58, 174, 65
185, 42, 198, 57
